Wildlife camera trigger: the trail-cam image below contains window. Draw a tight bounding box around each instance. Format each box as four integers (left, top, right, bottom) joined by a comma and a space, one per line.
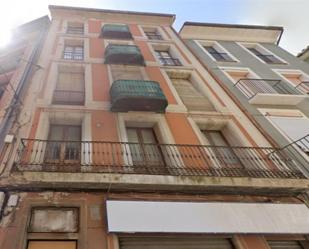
67, 22, 84, 34
45, 125, 81, 163
224, 69, 287, 99
155, 50, 181, 66
265, 111, 309, 153
53, 66, 85, 105
63, 45, 84, 60
143, 27, 163, 40
277, 70, 309, 94
110, 65, 144, 82
241, 43, 285, 64
202, 130, 240, 166
27, 207, 79, 249
204, 45, 235, 62
100, 24, 132, 39
168, 72, 215, 111
126, 127, 165, 169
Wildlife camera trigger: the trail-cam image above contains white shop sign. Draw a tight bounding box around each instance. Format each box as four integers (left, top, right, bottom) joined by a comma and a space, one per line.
106, 200, 309, 234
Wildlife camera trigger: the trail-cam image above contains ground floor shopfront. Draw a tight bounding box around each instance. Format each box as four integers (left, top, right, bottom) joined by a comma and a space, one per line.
0, 191, 308, 249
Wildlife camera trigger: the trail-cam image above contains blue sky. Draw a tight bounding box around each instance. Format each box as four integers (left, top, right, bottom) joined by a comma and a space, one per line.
0, 0, 308, 54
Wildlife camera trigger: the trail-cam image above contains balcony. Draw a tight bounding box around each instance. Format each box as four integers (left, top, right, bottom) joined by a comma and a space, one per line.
104, 44, 145, 65
52, 90, 85, 105
295, 81, 309, 94
110, 80, 168, 112
15, 139, 305, 179
234, 78, 306, 105
101, 24, 132, 39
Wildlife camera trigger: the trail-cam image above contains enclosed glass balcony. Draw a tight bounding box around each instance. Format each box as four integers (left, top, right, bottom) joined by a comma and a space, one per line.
110, 79, 168, 112
101, 24, 132, 39
104, 44, 145, 65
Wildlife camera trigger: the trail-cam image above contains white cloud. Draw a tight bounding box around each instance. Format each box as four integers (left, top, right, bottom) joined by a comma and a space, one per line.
240, 0, 309, 55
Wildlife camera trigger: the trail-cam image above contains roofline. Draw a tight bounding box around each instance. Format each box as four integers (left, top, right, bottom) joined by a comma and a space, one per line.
49, 5, 175, 22
181, 22, 283, 32
180, 22, 284, 45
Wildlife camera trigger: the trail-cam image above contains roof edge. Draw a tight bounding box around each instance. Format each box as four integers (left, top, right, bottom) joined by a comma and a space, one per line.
49, 5, 175, 23
181, 22, 283, 32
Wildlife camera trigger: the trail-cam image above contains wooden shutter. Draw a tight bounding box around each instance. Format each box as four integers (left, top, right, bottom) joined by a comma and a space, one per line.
171, 78, 214, 111
57, 71, 84, 91
111, 65, 143, 81
119, 236, 235, 249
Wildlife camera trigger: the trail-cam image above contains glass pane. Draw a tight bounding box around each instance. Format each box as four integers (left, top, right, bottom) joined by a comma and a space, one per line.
64, 46, 73, 52
49, 125, 64, 140
141, 129, 157, 143
127, 128, 143, 164
65, 126, 81, 141
204, 46, 217, 53
141, 129, 163, 165
127, 129, 139, 142
207, 131, 229, 146
203, 131, 239, 166
64, 126, 81, 161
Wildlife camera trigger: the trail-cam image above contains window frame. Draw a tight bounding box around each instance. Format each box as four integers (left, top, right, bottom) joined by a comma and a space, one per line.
272, 69, 309, 94
52, 65, 85, 106
66, 22, 84, 35
63, 45, 84, 61
238, 42, 287, 65
259, 108, 309, 145
196, 40, 239, 63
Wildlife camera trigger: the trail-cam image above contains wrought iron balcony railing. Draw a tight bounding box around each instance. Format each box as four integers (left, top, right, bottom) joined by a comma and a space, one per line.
208, 52, 236, 62
15, 139, 305, 179
279, 134, 309, 157
158, 57, 182, 66
234, 78, 301, 99
295, 81, 309, 94
52, 90, 85, 105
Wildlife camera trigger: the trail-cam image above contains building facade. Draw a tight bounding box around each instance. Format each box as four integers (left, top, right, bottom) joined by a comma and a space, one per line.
0, 5, 309, 249
180, 22, 309, 174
